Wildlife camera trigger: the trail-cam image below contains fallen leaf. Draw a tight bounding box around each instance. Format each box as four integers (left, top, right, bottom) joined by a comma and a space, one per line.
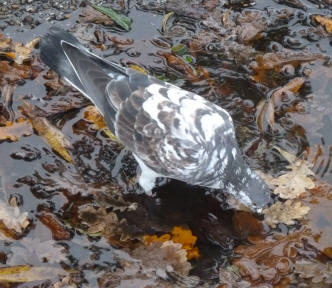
0, 199, 29, 236
294, 260, 332, 284
219, 265, 252, 288
132, 240, 191, 278
38, 211, 72, 240
233, 229, 310, 284
259, 148, 315, 199
89, 2, 132, 31
313, 15, 332, 34
143, 226, 200, 260
263, 200, 310, 228
21, 101, 72, 162
0, 266, 66, 282
79, 6, 114, 26
0, 38, 39, 65
0, 118, 33, 142
256, 78, 305, 131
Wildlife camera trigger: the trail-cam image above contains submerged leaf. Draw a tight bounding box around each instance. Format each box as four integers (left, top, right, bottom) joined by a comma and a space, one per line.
295, 260, 332, 284
260, 148, 315, 199
263, 200, 310, 228
132, 240, 191, 278
162, 11, 174, 33
0, 199, 29, 236
313, 15, 332, 34
143, 226, 199, 260
89, 2, 132, 31
0, 119, 33, 142
0, 266, 66, 282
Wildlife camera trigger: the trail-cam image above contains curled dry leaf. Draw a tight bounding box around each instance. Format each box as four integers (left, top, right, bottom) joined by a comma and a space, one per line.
263, 200, 310, 228
256, 77, 305, 132
294, 260, 332, 284
0, 265, 67, 283
313, 15, 332, 34
143, 226, 200, 260
0, 199, 29, 235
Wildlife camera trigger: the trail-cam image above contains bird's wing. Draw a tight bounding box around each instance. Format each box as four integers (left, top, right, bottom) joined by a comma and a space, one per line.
108, 70, 236, 185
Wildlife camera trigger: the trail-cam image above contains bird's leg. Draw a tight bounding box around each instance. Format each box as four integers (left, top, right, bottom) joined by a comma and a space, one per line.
133, 154, 161, 195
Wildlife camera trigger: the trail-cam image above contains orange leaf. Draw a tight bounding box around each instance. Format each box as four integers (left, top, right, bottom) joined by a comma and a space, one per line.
143, 226, 200, 260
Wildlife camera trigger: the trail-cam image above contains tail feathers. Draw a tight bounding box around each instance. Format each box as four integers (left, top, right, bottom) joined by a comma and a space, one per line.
40, 27, 128, 130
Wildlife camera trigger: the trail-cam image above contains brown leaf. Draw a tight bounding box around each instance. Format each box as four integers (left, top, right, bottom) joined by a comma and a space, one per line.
38, 211, 72, 241
263, 200, 310, 228
313, 15, 332, 34
233, 229, 310, 284
79, 6, 114, 26
294, 260, 332, 284
132, 240, 192, 278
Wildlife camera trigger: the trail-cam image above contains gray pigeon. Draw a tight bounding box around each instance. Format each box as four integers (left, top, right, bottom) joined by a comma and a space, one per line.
40, 27, 271, 212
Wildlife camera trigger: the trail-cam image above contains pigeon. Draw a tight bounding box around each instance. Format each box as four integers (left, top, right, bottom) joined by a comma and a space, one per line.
40, 27, 271, 212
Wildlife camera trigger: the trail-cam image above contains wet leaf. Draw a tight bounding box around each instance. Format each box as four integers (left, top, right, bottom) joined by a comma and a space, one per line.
79, 6, 114, 26
0, 199, 29, 235
89, 2, 132, 31
21, 102, 72, 162
256, 78, 305, 131
143, 226, 200, 260
129, 64, 147, 74
0, 265, 66, 282
132, 240, 191, 278
83, 105, 123, 146
313, 15, 332, 34
260, 148, 315, 199
171, 43, 188, 56
0, 38, 39, 65
233, 229, 310, 284
0, 118, 33, 142
263, 200, 310, 228
38, 211, 72, 240
294, 260, 332, 284
162, 11, 174, 33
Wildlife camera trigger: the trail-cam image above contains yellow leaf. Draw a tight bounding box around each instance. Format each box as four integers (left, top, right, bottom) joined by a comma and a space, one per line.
83, 105, 123, 147
31, 116, 72, 162
0, 266, 66, 282
0, 118, 33, 141
314, 15, 332, 34
129, 64, 147, 74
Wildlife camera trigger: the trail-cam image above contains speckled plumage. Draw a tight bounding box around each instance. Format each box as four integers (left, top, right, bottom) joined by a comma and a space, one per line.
40, 27, 271, 212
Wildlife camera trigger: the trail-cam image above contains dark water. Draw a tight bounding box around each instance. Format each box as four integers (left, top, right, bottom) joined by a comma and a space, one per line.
0, 0, 332, 286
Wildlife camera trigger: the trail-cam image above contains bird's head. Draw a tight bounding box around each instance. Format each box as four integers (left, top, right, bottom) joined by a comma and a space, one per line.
221, 146, 271, 213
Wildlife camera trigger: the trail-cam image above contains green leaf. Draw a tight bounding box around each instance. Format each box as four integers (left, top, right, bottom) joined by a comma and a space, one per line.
171, 44, 188, 56
89, 2, 132, 31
